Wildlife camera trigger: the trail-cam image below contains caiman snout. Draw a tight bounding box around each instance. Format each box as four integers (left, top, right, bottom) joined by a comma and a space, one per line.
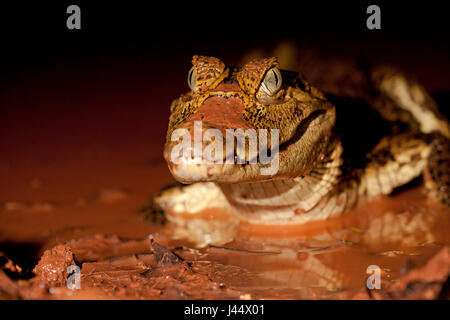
164, 94, 260, 183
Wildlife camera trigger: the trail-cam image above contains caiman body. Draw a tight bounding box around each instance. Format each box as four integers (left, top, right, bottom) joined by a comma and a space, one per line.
152, 55, 450, 224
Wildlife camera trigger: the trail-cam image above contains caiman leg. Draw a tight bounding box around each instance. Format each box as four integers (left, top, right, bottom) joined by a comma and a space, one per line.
424, 134, 450, 205
370, 67, 450, 138
142, 182, 232, 224
368, 67, 450, 206
361, 133, 431, 200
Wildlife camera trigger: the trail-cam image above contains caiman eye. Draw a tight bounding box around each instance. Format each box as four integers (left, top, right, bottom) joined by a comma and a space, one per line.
187, 67, 197, 91
260, 67, 282, 96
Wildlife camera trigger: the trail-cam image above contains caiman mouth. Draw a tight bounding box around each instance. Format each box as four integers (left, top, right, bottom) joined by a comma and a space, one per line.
278, 110, 327, 151
164, 104, 331, 184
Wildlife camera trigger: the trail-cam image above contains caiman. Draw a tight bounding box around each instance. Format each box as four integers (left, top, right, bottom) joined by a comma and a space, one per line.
150, 55, 450, 225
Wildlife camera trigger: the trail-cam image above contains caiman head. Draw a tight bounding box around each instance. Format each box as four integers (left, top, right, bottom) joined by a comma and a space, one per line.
164, 55, 336, 184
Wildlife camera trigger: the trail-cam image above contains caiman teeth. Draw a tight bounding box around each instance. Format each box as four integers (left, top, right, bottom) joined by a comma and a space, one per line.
232, 154, 255, 166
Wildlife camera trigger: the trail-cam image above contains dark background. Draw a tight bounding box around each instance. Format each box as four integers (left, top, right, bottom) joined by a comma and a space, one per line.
2, 1, 449, 83
0, 1, 449, 158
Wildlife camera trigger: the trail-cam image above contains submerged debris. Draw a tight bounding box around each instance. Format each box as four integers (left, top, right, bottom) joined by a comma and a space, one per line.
149, 235, 183, 266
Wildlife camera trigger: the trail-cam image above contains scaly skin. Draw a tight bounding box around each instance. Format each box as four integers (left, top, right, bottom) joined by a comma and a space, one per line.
151, 56, 450, 225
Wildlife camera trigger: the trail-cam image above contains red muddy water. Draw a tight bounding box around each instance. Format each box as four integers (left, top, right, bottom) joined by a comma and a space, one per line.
0, 53, 449, 300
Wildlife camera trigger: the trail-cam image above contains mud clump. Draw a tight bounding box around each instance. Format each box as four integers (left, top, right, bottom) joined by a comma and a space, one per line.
0, 234, 247, 299
33, 245, 76, 287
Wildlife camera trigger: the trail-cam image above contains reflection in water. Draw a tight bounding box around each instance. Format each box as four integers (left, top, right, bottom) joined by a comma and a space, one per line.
167, 186, 450, 299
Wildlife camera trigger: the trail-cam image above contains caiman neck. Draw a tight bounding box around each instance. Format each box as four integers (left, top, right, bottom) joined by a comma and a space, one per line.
218, 141, 348, 223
